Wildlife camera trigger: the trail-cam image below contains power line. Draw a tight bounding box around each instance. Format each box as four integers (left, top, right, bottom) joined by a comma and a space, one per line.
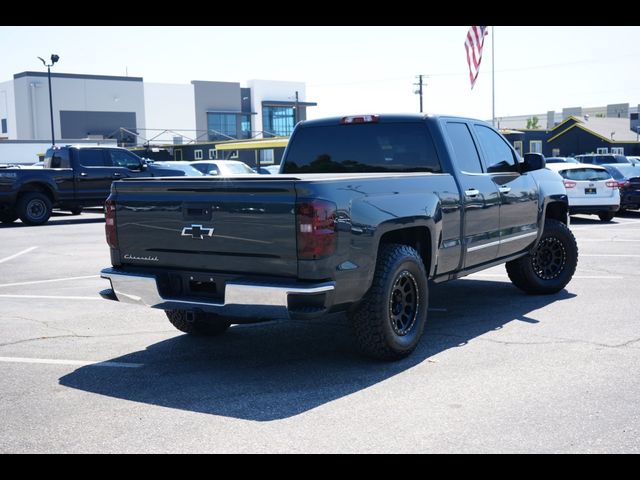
308, 52, 640, 87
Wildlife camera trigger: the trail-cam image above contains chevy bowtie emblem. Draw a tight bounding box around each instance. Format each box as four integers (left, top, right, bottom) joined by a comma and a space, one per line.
181, 224, 214, 239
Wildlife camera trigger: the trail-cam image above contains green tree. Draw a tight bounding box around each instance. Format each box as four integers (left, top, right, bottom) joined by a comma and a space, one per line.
526, 116, 540, 129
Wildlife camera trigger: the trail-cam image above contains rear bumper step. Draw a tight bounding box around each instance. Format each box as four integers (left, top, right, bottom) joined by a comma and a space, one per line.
100, 268, 335, 319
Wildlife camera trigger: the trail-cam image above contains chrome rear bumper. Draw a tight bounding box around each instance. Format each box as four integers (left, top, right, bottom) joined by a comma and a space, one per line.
100, 268, 335, 319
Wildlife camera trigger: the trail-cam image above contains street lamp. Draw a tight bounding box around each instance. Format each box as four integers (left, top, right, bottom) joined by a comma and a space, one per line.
37, 54, 59, 146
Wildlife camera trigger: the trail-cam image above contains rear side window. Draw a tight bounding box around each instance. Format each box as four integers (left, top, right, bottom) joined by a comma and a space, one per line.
445, 122, 483, 174
283, 123, 441, 174
559, 168, 611, 181
44, 148, 69, 168
79, 149, 108, 167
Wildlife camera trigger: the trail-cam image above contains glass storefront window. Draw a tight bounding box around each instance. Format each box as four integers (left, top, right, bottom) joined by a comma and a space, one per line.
207, 113, 237, 141
263, 106, 295, 137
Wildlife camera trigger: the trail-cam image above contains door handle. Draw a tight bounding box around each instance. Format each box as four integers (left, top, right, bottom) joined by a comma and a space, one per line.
79, 172, 88, 177
112, 172, 122, 178
464, 188, 480, 197
499, 186, 512, 194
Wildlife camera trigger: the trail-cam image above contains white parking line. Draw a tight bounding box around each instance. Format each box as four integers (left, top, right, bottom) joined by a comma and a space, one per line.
0, 247, 38, 265
0, 295, 101, 300
0, 275, 100, 289
0, 356, 143, 368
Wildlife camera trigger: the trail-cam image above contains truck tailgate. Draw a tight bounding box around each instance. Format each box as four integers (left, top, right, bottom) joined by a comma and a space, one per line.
113, 177, 298, 277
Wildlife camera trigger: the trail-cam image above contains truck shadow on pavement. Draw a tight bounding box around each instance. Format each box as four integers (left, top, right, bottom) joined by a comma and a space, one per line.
0, 212, 104, 228
59, 279, 575, 421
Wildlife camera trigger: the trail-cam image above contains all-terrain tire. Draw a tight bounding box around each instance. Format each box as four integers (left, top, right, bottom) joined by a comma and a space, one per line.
349, 243, 429, 361
165, 310, 231, 336
506, 219, 578, 294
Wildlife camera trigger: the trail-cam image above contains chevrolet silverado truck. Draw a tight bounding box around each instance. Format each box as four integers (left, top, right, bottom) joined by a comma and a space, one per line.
99, 114, 578, 360
0, 145, 196, 225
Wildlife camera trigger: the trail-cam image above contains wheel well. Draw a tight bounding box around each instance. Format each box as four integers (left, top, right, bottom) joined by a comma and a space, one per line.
18, 183, 55, 203
546, 202, 568, 225
379, 227, 432, 275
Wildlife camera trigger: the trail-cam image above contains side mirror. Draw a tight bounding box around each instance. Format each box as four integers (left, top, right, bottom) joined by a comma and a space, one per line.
521, 153, 545, 172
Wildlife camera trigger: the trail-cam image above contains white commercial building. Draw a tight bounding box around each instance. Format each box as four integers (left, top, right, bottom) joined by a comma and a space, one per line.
0, 72, 316, 146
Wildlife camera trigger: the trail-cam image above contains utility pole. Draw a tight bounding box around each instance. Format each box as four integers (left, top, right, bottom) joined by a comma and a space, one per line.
37, 54, 59, 146
414, 75, 425, 113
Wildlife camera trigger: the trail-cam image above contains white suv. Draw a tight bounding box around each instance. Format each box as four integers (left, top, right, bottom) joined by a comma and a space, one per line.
546, 163, 620, 222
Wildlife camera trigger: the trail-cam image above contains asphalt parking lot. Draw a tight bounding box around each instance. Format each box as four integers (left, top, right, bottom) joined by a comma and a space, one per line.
0, 209, 639, 453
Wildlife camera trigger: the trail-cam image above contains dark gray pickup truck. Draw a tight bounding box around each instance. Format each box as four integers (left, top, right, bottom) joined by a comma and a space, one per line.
100, 114, 578, 360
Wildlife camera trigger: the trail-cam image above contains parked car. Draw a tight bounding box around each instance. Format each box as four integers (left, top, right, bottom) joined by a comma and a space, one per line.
574, 154, 632, 165
149, 162, 204, 177
257, 165, 282, 174
601, 164, 640, 211
626, 156, 640, 166
546, 163, 620, 221
544, 156, 579, 164
100, 113, 577, 360
190, 160, 256, 176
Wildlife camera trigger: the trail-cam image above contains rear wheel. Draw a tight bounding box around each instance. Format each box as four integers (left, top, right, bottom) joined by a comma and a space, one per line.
506, 219, 578, 294
598, 212, 615, 222
165, 310, 231, 336
17, 192, 52, 226
349, 243, 429, 360
0, 209, 18, 224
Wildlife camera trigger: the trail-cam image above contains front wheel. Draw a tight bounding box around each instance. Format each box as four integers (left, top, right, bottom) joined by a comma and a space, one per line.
349, 243, 429, 360
165, 310, 231, 336
506, 219, 578, 294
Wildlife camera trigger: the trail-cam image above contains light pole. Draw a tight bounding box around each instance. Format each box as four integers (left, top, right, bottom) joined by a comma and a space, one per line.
37, 54, 59, 146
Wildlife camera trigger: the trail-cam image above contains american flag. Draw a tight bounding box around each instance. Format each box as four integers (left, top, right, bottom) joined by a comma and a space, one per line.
464, 26, 489, 89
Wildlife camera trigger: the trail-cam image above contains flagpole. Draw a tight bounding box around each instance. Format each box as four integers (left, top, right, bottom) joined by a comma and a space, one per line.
492, 27, 495, 127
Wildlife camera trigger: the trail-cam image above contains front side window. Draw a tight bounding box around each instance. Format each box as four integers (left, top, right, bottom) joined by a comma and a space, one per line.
110, 150, 141, 169
79, 149, 108, 167
207, 113, 237, 141
263, 106, 295, 137
474, 124, 516, 172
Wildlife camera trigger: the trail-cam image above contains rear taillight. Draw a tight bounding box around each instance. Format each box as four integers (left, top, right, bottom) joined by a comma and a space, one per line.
296, 200, 337, 260
617, 181, 630, 189
606, 181, 618, 188
105, 199, 118, 248
339, 115, 379, 125
563, 181, 576, 189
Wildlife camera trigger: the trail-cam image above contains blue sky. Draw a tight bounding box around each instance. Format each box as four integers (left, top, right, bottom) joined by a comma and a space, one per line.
1, 26, 638, 121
